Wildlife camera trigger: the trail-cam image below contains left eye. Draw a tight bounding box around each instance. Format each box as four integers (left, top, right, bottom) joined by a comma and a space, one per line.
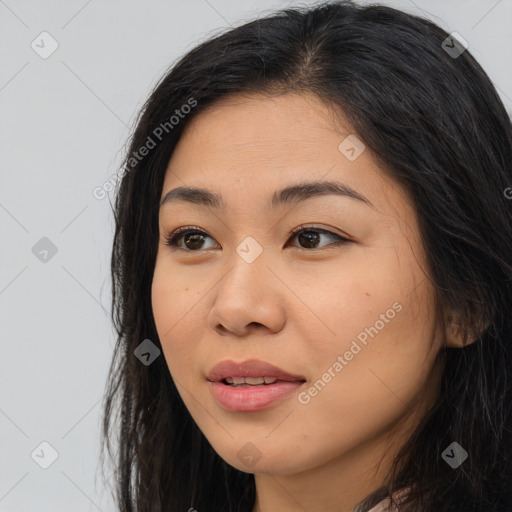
164, 225, 351, 251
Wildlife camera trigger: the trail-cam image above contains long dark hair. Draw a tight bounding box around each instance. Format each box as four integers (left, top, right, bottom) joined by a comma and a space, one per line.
100, 1, 512, 510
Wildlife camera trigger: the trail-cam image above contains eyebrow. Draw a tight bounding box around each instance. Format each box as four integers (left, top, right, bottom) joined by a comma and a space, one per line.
159, 180, 374, 210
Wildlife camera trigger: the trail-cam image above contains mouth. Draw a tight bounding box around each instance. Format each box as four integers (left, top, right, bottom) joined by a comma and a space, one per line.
208, 379, 306, 412
206, 359, 307, 412
206, 358, 306, 383
220, 376, 305, 386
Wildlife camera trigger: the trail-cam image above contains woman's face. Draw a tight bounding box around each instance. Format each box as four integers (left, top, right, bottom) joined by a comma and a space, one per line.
151, 92, 445, 488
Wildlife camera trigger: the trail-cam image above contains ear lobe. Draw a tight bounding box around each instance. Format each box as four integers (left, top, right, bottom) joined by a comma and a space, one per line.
445, 317, 468, 348
444, 311, 488, 348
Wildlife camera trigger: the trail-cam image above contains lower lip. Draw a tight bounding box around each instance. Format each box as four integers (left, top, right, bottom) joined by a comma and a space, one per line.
209, 380, 305, 412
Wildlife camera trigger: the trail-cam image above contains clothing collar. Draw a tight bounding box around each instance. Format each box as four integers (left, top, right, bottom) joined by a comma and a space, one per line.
351, 487, 410, 512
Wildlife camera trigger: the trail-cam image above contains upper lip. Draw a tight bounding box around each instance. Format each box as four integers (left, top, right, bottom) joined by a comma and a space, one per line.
207, 359, 306, 382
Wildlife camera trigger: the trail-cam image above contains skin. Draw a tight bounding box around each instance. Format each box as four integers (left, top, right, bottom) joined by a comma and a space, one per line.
151, 92, 465, 512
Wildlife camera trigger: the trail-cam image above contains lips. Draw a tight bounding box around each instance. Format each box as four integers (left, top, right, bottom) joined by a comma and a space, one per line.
207, 359, 307, 412
206, 359, 306, 383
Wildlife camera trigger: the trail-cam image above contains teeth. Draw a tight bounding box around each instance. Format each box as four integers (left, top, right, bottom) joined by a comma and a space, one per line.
224, 376, 279, 385
245, 377, 265, 385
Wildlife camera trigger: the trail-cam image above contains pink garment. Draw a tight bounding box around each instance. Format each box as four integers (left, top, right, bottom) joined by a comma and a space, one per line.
363, 487, 410, 512
366, 496, 397, 512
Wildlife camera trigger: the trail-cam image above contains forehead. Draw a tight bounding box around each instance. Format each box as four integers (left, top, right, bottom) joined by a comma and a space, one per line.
161, 92, 409, 219
177, 92, 344, 152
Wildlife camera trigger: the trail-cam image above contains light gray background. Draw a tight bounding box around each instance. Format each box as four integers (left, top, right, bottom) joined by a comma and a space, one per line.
0, 1, 511, 511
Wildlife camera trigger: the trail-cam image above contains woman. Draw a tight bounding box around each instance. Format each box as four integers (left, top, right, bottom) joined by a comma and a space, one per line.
100, 1, 512, 511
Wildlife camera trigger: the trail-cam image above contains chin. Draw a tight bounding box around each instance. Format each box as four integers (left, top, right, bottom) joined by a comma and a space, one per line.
212, 441, 310, 476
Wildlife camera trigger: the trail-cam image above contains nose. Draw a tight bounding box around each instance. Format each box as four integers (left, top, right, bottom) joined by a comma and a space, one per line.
207, 248, 287, 337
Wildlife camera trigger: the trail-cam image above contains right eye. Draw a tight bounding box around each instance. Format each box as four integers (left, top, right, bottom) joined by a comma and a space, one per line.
164, 226, 219, 251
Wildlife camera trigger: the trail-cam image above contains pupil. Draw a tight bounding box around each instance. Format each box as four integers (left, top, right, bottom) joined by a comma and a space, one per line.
299, 231, 319, 249
185, 233, 204, 250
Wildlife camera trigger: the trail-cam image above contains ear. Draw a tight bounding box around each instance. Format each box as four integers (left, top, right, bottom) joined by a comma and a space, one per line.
444, 308, 488, 348
444, 315, 468, 348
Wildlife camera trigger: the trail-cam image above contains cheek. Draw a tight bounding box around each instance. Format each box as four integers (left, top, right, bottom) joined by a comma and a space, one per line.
292, 251, 404, 349
296, 297, 438, 455
297, 252, 438, 405
151, 263, 188, 364
151, 260, 211, 379
151, 263, 172, 335
151, 258, 197, 332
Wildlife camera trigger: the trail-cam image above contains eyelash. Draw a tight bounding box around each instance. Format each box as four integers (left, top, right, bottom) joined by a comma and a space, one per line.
164, 224, 351, 251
